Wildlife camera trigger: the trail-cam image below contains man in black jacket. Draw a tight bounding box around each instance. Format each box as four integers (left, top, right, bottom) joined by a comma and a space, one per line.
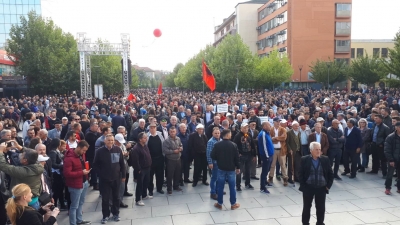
384, 122, 400, 195
111, 110, 127, 134
84, 122, 101, 190
233, 123, 256, 191
188, 124, 209, 187
93, 134, 126, 223
368, 114, 390, 177
299, 142, 333, 225
211, 129, 241, 210
342, 119, 363, 179
129, 132, 153, 206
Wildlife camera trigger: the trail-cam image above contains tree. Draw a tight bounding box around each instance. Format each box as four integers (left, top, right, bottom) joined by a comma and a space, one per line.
174, 45, 215, 90
382, 29, 400, 79
165, 63, 183, 87
210, 34, 256, 91
130, 69, 139, 89
309, 59, 348, 88
6, 11, 79, 94
348, 53, 386, 86
254, 49, 293, 88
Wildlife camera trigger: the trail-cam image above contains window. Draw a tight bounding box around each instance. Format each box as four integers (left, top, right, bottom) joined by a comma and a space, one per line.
381, 48, 388, 58
356, 48, 364, 57
351, 48, 355, 58
335, 40, 350, 53
373, 48, 380, 57
335, 22, 351, 35
336, 3, 351, 17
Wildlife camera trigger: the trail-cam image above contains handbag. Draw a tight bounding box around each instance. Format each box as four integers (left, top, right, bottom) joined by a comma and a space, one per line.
38, 174, 51, 206
365, 142, 372, 155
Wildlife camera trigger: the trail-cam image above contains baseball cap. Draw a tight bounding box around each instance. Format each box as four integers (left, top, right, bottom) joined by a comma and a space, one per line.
114, 134, 126, 144
280, 119, 287, 124
316, 117, 325, 122
273, 117, 280, 122
395, 122, 400, 127
241, 122, 249, 128
38, 155, 49, 162
196, 124, 205, 129
161, 118, 167, 122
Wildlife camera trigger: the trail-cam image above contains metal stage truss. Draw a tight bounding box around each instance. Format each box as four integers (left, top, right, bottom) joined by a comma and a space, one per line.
77, 33, 130, 98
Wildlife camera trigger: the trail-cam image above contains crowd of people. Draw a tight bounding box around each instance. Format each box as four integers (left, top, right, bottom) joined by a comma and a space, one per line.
0, 86, 399, 225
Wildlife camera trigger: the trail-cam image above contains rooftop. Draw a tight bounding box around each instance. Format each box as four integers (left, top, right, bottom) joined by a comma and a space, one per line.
351, 39, 394, 43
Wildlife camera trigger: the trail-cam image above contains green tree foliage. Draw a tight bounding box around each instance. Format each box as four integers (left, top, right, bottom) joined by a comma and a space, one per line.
165, 63, 183, 87
254, 49, 293, 88
174, 45, 215, 90
309, 59, 348, 88
210, 35, 256, 90
348, 53, 385, 86
382, 29, 400, 79
130, 69, 139, 89
6, 11, 79, 94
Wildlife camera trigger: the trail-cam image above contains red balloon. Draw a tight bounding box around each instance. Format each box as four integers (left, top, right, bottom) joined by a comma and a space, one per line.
153, 29, 162, 38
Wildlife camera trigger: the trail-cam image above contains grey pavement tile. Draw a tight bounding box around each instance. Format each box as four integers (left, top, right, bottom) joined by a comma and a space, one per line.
215, 223, 238, 225
325, 200, 362, 213
236, 219, 280, 225
210, 209, 254, 223
349, 198, 395, 210
255, 195, 295, 207
319, 212, 364, 225
384, 207, 400, 218
246, 206, 291, 220
128, 215, 173, 225
276, 216, 317, 225
281, 204, 316, 217
389, 221, 400, 225
350, 209, 400, 223
380, 196, 400, 207
285, 194, 304, 204
87, 221, 132, 225
172, 212, 215, 225
187, 201, 228, 213
343, 180, 383, 189
349, 188, 388, 198
139, 196, 169, 207
118, 206, 152, 220
82, 202, 98, 212
168, 193, 203, 205
266, 187, 300, 196
329, 181, 359, 191
152, 203, 189, 217
327, 190, 363, 201
223, 198, 262, 209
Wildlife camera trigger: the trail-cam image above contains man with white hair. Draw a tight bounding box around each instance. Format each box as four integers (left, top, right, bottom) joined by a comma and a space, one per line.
130, 119, 146, 142
167, 116, 179, 131
189, 124, 209, 187
38, 129, 52, 151
299, 142, 333, 225
286, 121, 301, 184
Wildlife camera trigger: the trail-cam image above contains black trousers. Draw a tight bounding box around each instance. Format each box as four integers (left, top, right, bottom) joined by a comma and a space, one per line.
236, 155, 252, 187
181, 157, 190, 181
52, 172, 65, 208
0, 196, 6, 225
167, 158, 181, 191
88, 158, 98, 186
149, 157, 164, 193
302, 186, 327, 225
385, 161, 400, 190
343, 149, 360, 176
136, 168, 150, 201
193, 153, 208, 183
294, 151, 302, 181
287, 152, 294, 181
371, 143, 387, 175
100, 179, 120, 218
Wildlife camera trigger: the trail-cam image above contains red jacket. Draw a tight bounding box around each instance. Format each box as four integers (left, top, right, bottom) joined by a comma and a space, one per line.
63, 149, 85, 189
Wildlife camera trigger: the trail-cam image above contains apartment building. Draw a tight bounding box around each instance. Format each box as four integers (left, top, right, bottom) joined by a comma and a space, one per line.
351, 39, 395, 59
214, 0, 269, 54
257, 0, 352, 87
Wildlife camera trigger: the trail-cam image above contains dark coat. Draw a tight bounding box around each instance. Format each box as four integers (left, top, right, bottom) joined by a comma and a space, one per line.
204, 111, 214, 125
299, 155, 334, 194
384, 131, 400, 162
370, 123, 390, 146
188, 132, 208, 155
15, 207, 56, 225
111, 115, 127, 133
308, 132, 330, 156
344, 126, 363, 151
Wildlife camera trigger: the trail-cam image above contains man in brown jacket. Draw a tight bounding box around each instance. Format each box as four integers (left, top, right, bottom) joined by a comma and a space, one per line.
286, 121, 301, 184
308, 123, 330, 156
268, 118, 288, 186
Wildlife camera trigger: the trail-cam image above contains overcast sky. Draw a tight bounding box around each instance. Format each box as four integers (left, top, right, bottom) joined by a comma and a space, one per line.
41, 0, 400, 71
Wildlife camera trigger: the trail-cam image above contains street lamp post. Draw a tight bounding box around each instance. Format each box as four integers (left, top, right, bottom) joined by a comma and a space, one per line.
298, 65, 303, 88
93, 66, 100, 98
327, 63, 331, 91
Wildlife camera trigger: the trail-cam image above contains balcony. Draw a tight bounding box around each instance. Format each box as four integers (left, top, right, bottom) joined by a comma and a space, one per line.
335, 40, 351, 53
336, 3, 352, 18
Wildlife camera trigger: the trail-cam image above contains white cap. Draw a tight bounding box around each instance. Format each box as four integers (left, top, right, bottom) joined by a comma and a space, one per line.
241, 122, 249, 128
280, 119, 287, 124
115, 134, 126, 144
196, 124, 205, 129
38, 155, 49, 162
62, 117, 68, 120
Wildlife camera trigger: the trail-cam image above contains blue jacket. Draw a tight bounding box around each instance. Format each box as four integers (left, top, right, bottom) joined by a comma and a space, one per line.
344, 126, 363, 151
258, 129, 274, 158
177, 132, 190, 159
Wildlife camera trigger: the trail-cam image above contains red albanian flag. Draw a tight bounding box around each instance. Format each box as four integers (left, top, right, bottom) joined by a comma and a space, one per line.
202, 61, 216, 92
157, 82, 162, 95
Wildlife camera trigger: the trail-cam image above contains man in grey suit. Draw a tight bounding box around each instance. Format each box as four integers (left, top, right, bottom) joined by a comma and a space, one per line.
48, 120, 62, 140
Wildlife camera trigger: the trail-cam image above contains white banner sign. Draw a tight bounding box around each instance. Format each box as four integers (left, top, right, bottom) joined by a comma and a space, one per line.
259, 116, 269, 124
216, 104, 229, 113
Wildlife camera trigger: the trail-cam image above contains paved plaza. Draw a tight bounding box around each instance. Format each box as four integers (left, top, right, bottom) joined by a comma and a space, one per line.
55, 164, 400, 225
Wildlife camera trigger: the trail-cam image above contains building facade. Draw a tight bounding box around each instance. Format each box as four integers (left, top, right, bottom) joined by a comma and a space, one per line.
0, 0, 42, 49
257, 0, 352, 87
214, 0, 268, 54
351, 39, 394, 59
